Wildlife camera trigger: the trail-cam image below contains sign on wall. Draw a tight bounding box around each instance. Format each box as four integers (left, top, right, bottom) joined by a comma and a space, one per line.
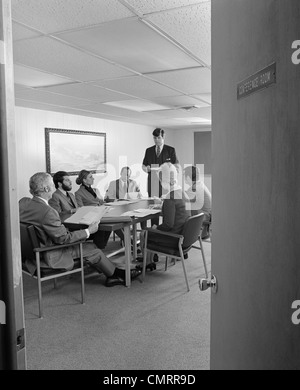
237, 62, 276, 99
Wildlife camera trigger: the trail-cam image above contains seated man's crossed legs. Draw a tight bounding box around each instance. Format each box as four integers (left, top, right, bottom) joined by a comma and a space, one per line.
71, 241, 141, 287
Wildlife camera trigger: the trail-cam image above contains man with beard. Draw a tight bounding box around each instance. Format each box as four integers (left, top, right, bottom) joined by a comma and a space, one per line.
49, 171, 111, 249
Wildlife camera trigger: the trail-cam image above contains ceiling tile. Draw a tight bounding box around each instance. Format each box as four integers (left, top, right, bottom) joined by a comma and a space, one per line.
14, 64, 72, 87
56, 18, 200, 73
11, 0, 134, 34
94, 76, 180, 99
13, 37, 135, 82
39, 83, 134, 103
12, 22, 42, 41
147, 2, 211, 65
125, 0, 207, 15
192, 93, 211, 104
147, 67, 211, 94
15, 89, 92, 107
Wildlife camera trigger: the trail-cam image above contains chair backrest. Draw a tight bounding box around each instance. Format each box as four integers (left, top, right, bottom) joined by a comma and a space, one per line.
182, 213, 205, 248
20, 222, 35, 264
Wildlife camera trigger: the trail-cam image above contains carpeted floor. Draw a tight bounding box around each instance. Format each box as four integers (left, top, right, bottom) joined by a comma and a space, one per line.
22, 238, 211, 370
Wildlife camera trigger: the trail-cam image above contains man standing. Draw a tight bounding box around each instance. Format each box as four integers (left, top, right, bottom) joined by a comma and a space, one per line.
142, 128, 179, 198
142, 128, 179, 226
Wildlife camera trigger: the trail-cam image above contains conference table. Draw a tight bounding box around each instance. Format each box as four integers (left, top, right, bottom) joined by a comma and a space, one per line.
63, 199, 160, 287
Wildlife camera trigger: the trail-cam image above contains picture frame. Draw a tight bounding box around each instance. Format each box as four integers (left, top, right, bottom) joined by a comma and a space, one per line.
45, 128, 106, 175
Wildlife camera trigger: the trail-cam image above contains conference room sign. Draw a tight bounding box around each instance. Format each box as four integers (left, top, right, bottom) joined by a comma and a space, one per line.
237, 62, 276, 99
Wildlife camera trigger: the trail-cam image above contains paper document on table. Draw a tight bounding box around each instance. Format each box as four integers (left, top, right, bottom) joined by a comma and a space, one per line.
129, 208, 161, 218
64, 205, 110, 225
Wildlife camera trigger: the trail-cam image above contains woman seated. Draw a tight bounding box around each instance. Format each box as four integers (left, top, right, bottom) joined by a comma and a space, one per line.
139, 163, 191, 270
74, 169, 110, 249
75, 170, 104, 207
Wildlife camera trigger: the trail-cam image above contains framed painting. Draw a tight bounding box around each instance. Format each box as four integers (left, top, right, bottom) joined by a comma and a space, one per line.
45, 128, 106, 175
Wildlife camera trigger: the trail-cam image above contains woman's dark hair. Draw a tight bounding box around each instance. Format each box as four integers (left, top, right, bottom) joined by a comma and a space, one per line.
76, 170, 90, 185
152, 128, 164, 137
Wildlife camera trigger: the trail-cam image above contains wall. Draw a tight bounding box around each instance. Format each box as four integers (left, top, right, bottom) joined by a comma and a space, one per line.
172, 126, 212, 191
15, 106, 159, 198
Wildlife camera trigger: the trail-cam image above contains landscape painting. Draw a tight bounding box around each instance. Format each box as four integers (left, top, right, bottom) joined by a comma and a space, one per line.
45, 128, 106, 175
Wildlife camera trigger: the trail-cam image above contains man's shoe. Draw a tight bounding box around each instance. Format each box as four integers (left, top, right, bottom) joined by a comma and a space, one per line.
131, 268, 142, 279
105, 276, 125, 287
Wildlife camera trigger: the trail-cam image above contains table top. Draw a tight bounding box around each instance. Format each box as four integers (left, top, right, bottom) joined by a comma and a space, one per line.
63, 199, 159, 231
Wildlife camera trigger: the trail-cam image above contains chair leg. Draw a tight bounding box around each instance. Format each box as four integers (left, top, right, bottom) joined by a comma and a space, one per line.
198, 236, 209, 279
79, 243, 85, 304
36, 253, 43, 318
165, 257, 168, 271
179, 248, 190, 292
142, 231, 149, 281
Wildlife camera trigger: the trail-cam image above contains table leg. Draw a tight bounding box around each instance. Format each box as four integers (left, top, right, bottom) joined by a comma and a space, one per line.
124, 225, 131, 287
132, 223, 137, 259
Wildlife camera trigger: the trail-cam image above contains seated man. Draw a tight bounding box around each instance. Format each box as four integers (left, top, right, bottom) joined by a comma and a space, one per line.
183, 165, 212, 239
20, 172, 141, 287
105, 166, 141, 202
49, 171, 110, 249
105, 166, 144, 247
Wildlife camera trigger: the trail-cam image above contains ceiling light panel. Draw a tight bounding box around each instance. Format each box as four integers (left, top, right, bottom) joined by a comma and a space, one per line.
14, 64, 72, 87
56, 18, 200, 74
13, 37, 135, 82
147, 67, 211, 94
151, 95, 209, 108
76, 102, 159, 119
15, 89, 92, 107
125, 0, 208, 15
147, 2, 211, 66
94, 76, 180, 99
103, 100, 171, 112
39, 83, 135, 103
11, 0, 134, 34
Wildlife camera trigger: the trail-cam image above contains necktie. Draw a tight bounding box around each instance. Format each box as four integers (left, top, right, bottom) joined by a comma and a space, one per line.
156, 146, 161, 158
66, 192, 76, 208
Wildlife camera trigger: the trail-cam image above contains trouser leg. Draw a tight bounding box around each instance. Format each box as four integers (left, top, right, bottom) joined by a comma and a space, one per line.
71, 242, 115, 277
90, 230, 111, 249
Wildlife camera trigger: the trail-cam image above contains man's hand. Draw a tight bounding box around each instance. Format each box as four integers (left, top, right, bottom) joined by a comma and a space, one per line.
88, 222, 99, 235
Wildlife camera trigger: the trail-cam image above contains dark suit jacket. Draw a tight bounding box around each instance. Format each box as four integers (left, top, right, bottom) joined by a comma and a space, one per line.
142, 144, 179, 197
148, 189, 191, 248
19, 196, 87, 274
49, 189, 78, 218
75, 185, 103, 207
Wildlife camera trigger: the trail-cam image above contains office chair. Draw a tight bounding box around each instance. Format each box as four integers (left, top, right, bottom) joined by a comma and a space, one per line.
141, 213, 209, 291
20, 223, 85, 318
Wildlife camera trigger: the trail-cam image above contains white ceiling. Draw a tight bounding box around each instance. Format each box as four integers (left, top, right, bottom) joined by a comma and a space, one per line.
12, 0, 211, 129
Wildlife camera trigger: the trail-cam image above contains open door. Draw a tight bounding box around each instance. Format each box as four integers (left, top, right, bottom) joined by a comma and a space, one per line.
0, 0, 26, 369
210, 0, 300, 369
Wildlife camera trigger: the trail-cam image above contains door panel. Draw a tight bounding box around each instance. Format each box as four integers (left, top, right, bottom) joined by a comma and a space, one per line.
211, 0, 300, 369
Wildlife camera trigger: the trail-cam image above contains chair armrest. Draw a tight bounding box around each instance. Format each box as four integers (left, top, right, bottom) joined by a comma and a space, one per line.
144, 227, 183, 240
33, 240, 86, 253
